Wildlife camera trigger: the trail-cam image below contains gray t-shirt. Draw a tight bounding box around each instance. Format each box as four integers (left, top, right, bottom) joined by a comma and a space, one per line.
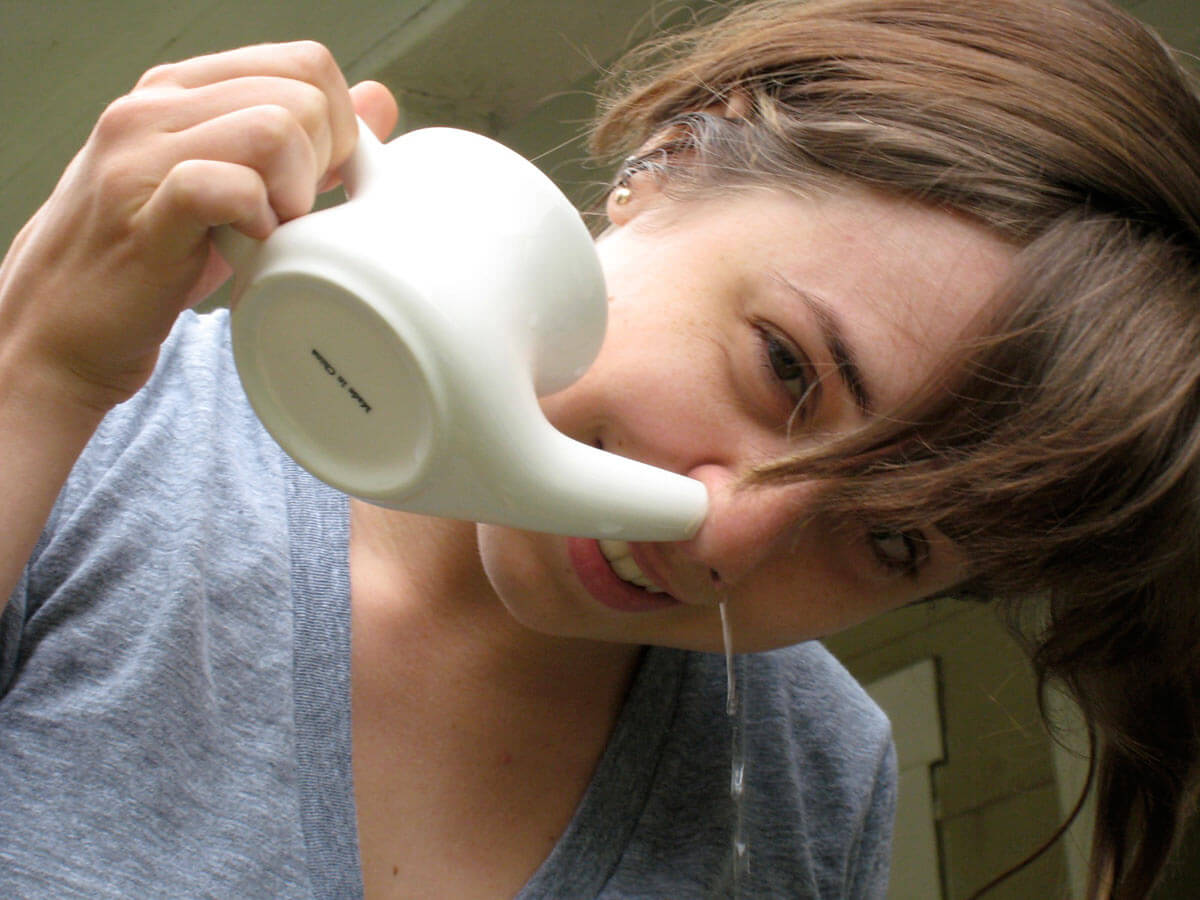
0, 311, 895, 898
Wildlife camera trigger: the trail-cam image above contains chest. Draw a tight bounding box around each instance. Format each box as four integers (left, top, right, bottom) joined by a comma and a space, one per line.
352, 722, 571, 897
349, 627, 627, 900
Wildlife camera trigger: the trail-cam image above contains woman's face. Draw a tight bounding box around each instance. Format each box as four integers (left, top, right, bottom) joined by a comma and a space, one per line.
477, 184, 1013, 653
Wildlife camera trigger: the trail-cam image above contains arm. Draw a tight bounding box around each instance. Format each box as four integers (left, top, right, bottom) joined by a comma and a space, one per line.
0, 42, 398, 608
847, 736, 899, 899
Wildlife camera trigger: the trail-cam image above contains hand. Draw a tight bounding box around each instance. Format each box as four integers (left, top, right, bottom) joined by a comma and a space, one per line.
0, 41, 399, 414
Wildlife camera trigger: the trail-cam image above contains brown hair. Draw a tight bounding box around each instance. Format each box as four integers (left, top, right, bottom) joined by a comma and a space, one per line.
592, 1, 1200, 897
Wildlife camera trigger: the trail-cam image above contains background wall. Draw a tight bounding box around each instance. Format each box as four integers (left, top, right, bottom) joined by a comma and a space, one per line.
0, 0, 718, 249
2, 2, 1197, 897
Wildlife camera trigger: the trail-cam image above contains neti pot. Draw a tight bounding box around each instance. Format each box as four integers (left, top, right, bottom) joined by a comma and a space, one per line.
215, 121, 707, 541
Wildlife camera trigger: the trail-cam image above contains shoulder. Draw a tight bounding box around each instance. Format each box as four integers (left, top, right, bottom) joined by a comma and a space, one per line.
28, 309, 290, 586
729, 644, 896, 894
669, 642, 895, 819
58, 309, 278, 506
606, 645, 894, 897
748, 640, 892, 749
94, 308, 253, 450
687, 641, 892, 757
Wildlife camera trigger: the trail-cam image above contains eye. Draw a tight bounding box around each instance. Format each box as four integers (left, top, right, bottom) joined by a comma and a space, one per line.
756, 324, 817, 413
868, 528, 929, 577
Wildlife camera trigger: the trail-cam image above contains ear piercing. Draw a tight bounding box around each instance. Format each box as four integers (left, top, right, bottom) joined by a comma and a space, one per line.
611, 155, 642, 206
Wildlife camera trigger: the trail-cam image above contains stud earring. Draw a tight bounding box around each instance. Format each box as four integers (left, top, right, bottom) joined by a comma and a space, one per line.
612, 155, 643, 206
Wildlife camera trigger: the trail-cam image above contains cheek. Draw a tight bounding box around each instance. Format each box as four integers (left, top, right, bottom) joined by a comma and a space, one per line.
475, 525, 575, 633
540, 307, 733, 450
476, 524, 536, 599
725, 571, 911, 652
709, 511, 914, 650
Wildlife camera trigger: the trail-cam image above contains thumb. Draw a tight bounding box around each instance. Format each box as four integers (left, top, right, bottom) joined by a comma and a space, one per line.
316, 81, 401, 193
183, 242, 234, 309
350, 80, 402, 141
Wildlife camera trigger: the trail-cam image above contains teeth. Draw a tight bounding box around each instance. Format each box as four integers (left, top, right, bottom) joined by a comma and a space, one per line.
598, 540, 664, 593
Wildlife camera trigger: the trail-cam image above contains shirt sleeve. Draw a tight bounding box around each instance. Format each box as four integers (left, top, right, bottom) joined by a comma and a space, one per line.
847, 732, 899, 898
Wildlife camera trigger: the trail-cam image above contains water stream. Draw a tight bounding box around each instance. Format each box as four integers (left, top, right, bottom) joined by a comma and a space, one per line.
718, 599, 749, 895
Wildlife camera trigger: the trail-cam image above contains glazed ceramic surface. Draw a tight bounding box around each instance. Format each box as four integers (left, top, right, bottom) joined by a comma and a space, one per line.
218, 122, 707, 540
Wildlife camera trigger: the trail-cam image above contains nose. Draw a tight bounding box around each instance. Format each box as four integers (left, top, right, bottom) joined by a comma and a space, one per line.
674, 463, 815, 586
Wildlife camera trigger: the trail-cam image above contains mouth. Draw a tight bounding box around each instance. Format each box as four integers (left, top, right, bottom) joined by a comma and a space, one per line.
597, 540, 666, 594
566, 537, 680, 613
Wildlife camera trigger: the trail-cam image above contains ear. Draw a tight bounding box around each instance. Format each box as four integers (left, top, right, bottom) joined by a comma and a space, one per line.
605, 169, 662, 227
605, 90, 750, 228
707, 90, 752, 120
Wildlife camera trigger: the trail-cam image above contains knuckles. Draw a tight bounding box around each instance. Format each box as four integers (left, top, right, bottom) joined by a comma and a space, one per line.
161, 159, 219, 211
243, 103, 303, 151
92, 92, 162, 146
134, 61, 179, 90
284, 40, 341, 85
162, 159, 267, 234
134, 40, 340, 89
80, 41, 344, 231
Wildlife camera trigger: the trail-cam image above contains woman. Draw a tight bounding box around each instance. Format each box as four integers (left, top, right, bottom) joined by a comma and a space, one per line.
0, 1, 1196, 898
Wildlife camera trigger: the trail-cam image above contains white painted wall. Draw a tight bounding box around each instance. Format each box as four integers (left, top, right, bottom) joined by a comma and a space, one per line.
868, 659, 947, 900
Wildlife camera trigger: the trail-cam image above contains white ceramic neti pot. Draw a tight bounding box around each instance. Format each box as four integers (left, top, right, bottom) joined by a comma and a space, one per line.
216, 121, 708, 540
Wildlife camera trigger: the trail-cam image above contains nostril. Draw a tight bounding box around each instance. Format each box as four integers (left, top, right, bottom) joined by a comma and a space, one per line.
710, 568, 722, 584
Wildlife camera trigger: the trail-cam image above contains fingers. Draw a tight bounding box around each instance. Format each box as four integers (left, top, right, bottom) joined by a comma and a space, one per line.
137, 158, 275, 264
115, 42, 365, 204
0, 41, 399, 415
183, 244, 235, 310
133, 76, 339, 178
134, 60, 401, 292
135, 41, 358, 168
116, 45, 402, 289
172, 104, 323, 224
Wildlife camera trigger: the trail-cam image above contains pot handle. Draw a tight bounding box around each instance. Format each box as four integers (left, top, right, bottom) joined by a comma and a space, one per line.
212, 117, 384, 273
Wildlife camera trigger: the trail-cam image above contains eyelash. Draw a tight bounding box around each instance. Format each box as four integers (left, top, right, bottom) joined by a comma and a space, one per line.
755, 324, 817, 423
754, 325, 925, 578
867, 528, 929, 578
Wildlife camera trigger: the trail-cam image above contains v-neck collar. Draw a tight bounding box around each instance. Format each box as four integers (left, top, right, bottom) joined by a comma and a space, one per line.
284, 457, 687, 900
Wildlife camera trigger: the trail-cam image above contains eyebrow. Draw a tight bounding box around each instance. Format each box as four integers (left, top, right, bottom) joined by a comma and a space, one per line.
776, 275, 874, 416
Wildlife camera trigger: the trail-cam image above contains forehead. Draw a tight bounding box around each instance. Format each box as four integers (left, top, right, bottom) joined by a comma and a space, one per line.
725, 188, 1015, 414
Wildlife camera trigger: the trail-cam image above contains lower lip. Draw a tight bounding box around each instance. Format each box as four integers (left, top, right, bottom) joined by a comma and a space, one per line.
566, 537, 681, 613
